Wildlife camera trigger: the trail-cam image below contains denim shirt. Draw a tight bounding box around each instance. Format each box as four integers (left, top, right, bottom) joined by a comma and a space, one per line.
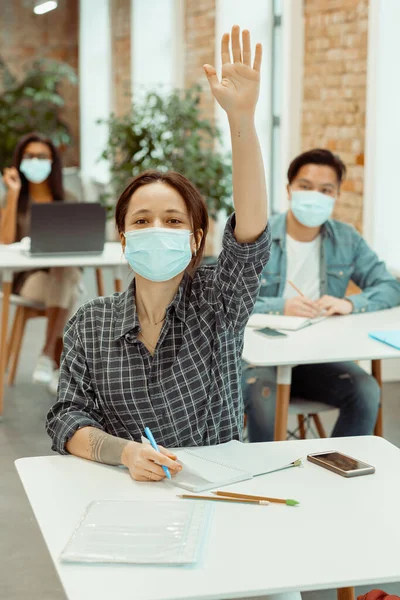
254, 212, 400, 315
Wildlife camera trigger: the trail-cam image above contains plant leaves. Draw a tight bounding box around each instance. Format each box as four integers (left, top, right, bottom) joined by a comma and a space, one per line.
99, 86, 233, 218
0, 58, 77, 169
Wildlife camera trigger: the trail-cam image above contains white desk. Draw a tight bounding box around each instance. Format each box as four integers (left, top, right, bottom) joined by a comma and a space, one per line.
0, 243, 127, 414
15, 436, 400, 600
243, 308, 400, 440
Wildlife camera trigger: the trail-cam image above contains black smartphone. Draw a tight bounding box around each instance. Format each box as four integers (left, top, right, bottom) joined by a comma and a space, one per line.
307, 451, 375, 478
256, 327, 287, 338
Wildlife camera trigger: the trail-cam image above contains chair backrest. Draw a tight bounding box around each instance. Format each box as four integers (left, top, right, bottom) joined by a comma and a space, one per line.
62, 167, 85, 202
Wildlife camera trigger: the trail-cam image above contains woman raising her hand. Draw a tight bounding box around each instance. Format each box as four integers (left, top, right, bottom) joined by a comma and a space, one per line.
47, 27, 270, 478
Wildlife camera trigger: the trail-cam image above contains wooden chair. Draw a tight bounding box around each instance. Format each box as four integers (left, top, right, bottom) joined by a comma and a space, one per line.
288, 398, 336, 439
3, 269, 110, 387
4, 294, 46, 386
243, 399, 334, 440
291, 361, 384, 439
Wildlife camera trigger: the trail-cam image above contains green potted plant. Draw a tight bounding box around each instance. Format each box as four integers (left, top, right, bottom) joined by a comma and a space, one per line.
0, 57, 77, 171
99, 86, 233, 251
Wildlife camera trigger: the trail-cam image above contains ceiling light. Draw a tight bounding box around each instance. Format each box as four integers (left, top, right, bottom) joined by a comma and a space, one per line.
34, 1, 58, 14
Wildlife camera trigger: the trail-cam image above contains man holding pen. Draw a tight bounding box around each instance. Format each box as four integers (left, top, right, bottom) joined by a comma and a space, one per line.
243, 148, 400, 442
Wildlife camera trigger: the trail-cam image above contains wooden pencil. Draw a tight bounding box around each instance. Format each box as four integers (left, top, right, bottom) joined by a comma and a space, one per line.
287, 280, 304, 297
178, 494, 269, 505
213, 490, 299, 507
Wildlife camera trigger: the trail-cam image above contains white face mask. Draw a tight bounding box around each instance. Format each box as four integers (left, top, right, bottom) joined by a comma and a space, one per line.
124, 228, 194, 282
290, 190, 335, 227
20, 158, 52, 183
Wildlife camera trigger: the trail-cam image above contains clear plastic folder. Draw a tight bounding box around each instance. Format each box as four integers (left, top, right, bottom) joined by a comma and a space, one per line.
61, 500, 211, 565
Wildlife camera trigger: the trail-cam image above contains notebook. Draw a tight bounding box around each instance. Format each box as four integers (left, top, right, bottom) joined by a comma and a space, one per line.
143, 439, 293, 492
61, 500, 212, 565
369, 330, 400, 351
247, 314, 326, 331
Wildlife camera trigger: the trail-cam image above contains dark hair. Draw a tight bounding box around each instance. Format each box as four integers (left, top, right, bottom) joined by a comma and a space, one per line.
12, 132, 64, 214
287, 149, 347, 185
115, 170, 209, 270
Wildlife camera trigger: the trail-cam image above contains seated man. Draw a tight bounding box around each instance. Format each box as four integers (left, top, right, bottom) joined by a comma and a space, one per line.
243, 148, 400, 442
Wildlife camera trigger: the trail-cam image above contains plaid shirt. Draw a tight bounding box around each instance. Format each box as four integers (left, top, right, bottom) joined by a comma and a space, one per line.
46, 216, 271, 452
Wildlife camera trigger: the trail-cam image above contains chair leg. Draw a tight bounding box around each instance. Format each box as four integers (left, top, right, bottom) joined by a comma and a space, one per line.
95, 268, 105, 296
311, 414, 327, 438
54, 336, 63, 368
7, 306, 23, 371
7, 309, 28, 386
297, 415, 306, 439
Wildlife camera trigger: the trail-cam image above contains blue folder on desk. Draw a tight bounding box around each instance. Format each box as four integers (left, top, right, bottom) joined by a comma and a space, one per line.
369, 330, 400, 351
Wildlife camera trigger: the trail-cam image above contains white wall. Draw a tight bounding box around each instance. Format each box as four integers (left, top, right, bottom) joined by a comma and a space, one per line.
279, 0, 303, 212
364, 0, 400, 381
213, 1, 303, 249
214, 0, 273, 252
79, 0, 112, 198
131, 0, 183, 96
364, 0, 400, 275
215, 0, 272, 190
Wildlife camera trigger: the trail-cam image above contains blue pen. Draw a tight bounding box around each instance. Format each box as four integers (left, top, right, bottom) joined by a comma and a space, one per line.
144, 426, 171, 480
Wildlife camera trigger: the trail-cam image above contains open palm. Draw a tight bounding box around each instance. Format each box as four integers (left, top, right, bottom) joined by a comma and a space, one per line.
204, 25, 262, 115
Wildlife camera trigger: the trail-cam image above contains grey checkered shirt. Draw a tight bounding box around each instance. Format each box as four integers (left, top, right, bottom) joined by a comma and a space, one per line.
46, 216, 271, 452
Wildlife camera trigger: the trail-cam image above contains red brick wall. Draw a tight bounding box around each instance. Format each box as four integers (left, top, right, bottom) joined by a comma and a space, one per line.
0, 0, 79, 166
184, 0, 217, 254
302, 0, 369, 231
110, 0, 132, 116
184, 0, 216, 123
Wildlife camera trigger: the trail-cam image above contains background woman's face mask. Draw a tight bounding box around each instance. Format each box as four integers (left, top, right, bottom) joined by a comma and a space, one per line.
124, 227, 193, 282
20, 158, 52, 184
290, 190, 335, 228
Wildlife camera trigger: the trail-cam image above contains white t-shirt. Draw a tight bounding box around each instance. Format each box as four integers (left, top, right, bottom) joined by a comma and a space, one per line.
283, 234, 321, 301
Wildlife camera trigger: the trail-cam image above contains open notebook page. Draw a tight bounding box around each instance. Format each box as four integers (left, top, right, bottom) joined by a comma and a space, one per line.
171, 440, 301, 487
140, 437, 251, 492
142, 439, 299, 492
247, 314, 326, 331
171, 444, 252, 492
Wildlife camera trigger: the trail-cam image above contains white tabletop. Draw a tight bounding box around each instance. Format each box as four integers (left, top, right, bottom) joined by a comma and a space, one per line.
243, 307, 400, 367
0, 242, 126, 273
15, 436, 400, 600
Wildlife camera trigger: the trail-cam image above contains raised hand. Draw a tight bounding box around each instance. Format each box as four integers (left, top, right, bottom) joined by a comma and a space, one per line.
203, 25, 262, 117
3, 167, 21, 194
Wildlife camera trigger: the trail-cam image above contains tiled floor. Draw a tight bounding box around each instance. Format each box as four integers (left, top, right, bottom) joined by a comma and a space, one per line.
1, 268, 399, 599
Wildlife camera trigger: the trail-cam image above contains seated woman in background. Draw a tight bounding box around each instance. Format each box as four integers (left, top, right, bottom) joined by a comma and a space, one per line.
0, 132, 81, 393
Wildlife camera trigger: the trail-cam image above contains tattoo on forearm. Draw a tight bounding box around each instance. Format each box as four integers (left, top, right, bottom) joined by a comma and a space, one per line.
88, 429, 128, 466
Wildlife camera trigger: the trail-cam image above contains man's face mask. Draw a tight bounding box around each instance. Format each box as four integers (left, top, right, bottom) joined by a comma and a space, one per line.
290, 190, 335, 228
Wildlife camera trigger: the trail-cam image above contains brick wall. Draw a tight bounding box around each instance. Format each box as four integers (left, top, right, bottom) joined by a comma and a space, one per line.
0, 0, 79, 166
110, 0, 132, 117
184, 0, 216, 123
302, 0, 369, 231
184, 0, 216, 254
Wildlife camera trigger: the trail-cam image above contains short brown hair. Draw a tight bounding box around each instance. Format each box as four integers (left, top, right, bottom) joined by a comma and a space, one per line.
288, 149, 346, 185
115, 170, 209, 270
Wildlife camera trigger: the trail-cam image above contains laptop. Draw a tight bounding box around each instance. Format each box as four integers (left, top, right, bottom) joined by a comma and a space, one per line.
30, 203, 106, 256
